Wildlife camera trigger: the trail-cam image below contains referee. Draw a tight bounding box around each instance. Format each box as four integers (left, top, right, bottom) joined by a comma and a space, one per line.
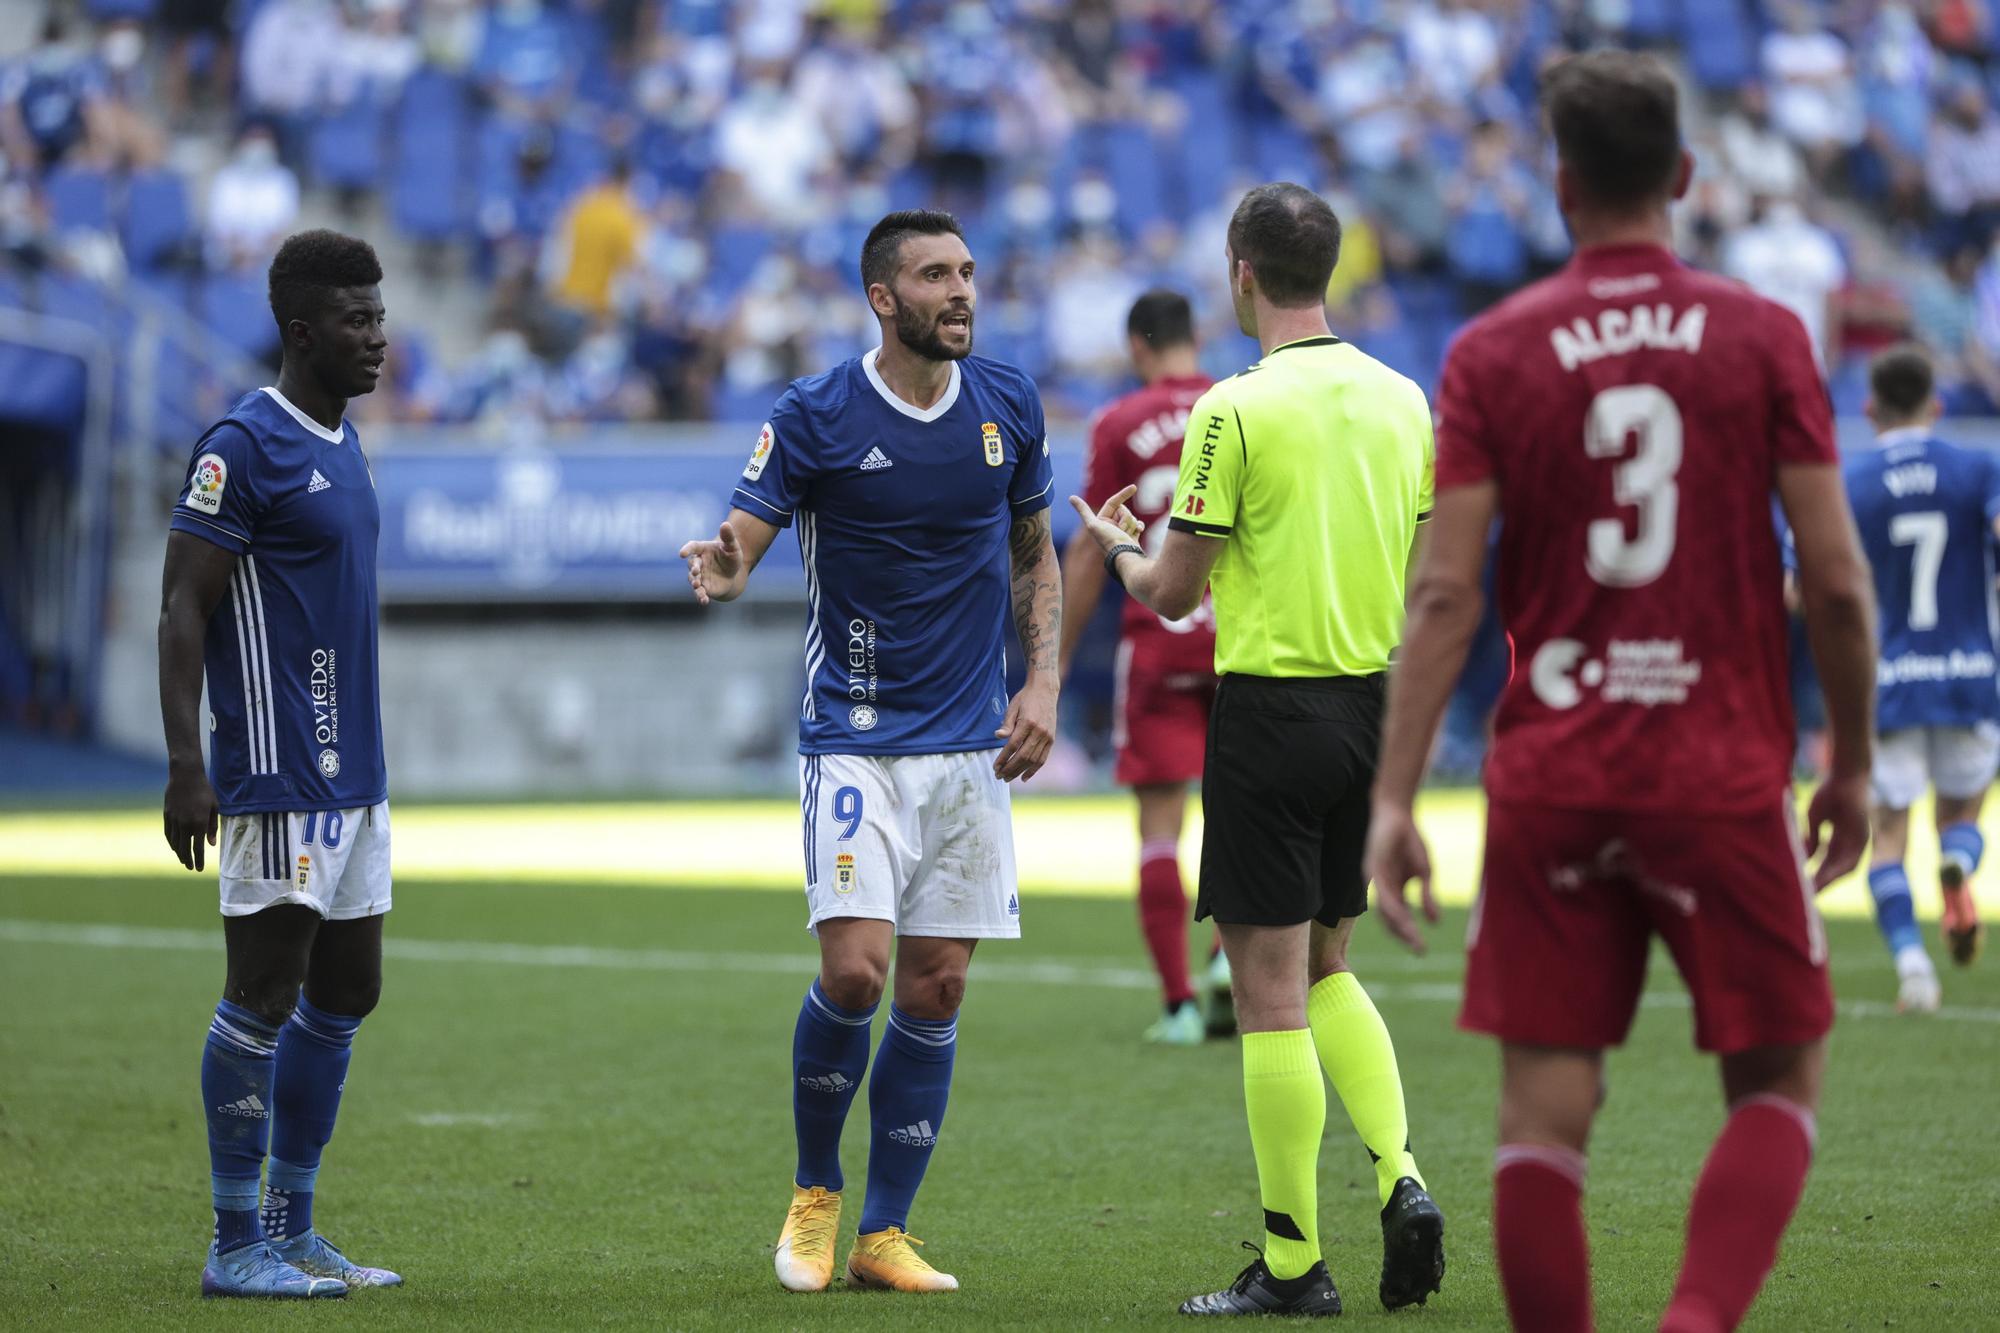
1070, 182, 1445, 1318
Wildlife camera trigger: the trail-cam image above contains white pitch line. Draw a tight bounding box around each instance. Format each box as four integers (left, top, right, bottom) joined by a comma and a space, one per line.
3, 919, 1997, 1026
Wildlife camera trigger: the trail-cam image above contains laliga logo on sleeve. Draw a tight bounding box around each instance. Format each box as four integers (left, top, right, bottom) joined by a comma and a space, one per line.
982, 422, 1003, 467
186, 453, 228, 514
743, 422, 774, 481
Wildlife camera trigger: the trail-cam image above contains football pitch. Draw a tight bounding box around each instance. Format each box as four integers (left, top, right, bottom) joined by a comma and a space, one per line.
2, 794, 1998, 1329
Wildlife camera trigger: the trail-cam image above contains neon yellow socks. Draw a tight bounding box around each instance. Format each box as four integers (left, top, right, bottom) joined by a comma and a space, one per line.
1241, 1028, 1325, 1280
1308, 971, 1423, 1206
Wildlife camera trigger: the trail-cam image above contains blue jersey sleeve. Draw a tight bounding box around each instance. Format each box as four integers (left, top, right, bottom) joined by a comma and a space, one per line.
731, 388, 816, 528
1983, 452, 2000, 526
1008, 381, 1055, 516
168, 421, 266, 554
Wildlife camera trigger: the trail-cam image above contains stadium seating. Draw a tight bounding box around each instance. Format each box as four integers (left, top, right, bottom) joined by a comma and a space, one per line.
44, 167, 114, 236
121, 170, 194, 272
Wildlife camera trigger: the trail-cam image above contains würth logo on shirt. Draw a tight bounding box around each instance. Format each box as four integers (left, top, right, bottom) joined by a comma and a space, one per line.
860, 447, 894, 471
1181, 496, 1206, 516
307, 469, 332, 493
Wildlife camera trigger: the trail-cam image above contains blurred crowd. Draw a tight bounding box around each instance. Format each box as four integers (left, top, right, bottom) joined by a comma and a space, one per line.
4, 0, 2000, 433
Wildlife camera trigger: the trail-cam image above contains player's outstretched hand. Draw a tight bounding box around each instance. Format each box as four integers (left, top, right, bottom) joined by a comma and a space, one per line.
163, 765, 219, 872
1803, 770, 1869, 891
678, 520, 744, 606
1066, 486, 1145, 554
1364, 801, 1438, 954
994, 681, 1057, 782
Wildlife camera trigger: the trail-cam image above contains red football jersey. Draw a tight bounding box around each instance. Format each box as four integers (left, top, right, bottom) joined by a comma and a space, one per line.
1435, 244, 1837, 814
1082, 374, 1220, 659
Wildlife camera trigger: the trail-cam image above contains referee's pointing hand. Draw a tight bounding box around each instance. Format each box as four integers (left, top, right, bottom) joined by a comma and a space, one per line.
1068, 486, 1145, 553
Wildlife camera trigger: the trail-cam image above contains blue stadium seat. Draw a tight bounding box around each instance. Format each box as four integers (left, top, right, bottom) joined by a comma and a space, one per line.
1104, 121, 1168, 237
37, 272, 120, 342
199, 271, 280, 363
1626, 0, 1680, 41
1681, 0, 1756, 89
44, 167, 113, 234
1447, 205, 1529, 286
311, 93, 388, 192
121, 169, 194, 271
707, 226, 772, 301
390, 67, 471, 241
84, 0, 157, 19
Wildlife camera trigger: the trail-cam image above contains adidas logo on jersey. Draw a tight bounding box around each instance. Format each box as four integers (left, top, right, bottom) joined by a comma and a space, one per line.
217, 1094, 268, 1118
859, 447, 894, 471
888, 1118, 937, 1146
799, 1072, 856, 1094
307, 469, 332, 493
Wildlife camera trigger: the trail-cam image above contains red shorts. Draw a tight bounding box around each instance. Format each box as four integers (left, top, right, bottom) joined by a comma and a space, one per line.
1112, 632, 1216, 788
1459, 796, 1834, 1055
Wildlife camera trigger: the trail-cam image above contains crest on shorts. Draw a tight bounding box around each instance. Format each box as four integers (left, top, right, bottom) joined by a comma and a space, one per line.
835, 852, 857, 894
981, 422, 1003, 467
296, 854, 311, 891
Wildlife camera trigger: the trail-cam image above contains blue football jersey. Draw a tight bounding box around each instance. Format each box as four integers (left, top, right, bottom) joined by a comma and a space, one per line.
169, 388, 387, 814
733, 349, 1055, 755
1844, 429, 2000, 731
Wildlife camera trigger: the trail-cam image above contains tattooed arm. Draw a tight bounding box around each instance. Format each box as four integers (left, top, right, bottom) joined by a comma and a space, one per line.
995, 508, 1061, 782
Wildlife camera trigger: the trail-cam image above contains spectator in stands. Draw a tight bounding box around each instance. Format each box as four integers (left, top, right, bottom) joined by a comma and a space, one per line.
239, 0, 342, 165
0, 15, 107, 175
1362, 132, 1451, 272
1446, 119, 1535, 310
547, 158, 646, 320
1046, 228, 1145, 394
1761, 1, 1864, 168
1719, 86, 1807, 202
204, 126, 301, 271
1910, 244, 2000, 412
791, 18, 918, 174
1724, 195, 1848, 367
715, 66, 832, 220
159, 0, 233, 120
473, 0, 579, 114
1318, 27, 1420, 180
90, 21, 167, 171
1406, 0, 1503, 104
1925, 81, 2000, 257
326, 0, 423, 107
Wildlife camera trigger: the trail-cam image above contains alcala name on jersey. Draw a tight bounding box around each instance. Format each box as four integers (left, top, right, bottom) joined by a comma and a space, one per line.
1551, 302, 1708, 372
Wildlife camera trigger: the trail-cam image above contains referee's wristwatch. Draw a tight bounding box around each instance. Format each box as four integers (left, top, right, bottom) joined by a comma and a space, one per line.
1104, 542, 1144, 588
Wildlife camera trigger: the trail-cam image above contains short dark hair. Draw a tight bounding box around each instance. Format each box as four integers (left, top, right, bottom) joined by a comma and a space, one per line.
268, 229, 383, 331
1226, 183, 1341, 308
1870, 343, 1936, 419
1541, 51, 1682, 211
1127, 289, 1194, 350
859, 209, 964, 291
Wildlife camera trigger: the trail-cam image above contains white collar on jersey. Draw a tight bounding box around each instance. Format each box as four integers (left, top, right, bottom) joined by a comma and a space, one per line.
1874, 425, 1931, 449
261, 385, 346, 444
861, 345, 961, 423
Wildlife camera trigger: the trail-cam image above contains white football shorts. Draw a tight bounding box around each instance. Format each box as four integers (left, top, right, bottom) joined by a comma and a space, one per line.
219, 802, 392, 920
1872, 726, 2000, 810
800, 751, 1021, 938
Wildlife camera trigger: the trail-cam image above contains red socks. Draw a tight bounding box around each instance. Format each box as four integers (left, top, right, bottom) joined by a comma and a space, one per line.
1661, 1095, 1817, 1333
1137, 841, 1193, 1007
1494, 1143, 1593, 1333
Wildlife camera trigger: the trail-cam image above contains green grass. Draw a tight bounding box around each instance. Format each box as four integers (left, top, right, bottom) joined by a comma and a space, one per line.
2, 870, 1997, 1330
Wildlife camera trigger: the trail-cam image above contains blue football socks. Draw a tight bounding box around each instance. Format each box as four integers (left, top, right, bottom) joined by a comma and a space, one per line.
264, 997, 363, 1241
1941, 822, 1985, 880
202, 1000, 280, 1254
860, 1007, 956, 1235
792, 979, 876, 1192
1868, 863, 1924, 956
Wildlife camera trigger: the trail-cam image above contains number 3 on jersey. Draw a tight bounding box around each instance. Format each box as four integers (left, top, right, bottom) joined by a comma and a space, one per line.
1584, 384, 1683, 588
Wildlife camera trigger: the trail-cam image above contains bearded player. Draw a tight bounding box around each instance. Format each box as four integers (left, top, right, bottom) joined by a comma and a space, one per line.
679, 210, 1061, 1295
1057, 289, 1223, 1045
1365, 52, 1876, 1333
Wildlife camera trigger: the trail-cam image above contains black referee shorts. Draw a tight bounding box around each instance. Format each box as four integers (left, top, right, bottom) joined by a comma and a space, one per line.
1194, 672, 1384, 929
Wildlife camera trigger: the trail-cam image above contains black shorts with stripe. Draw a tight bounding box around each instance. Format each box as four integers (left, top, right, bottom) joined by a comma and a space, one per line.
1195, 672, 1383, 928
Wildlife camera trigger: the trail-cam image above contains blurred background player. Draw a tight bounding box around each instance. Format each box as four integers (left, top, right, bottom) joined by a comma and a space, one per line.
1074, 182, 1443, 1318
1058, 288, 1222, 1046
158, 230, 401, 1299
1844, 343, 1999, 1012
1368, 51, 1877, 1333
678, 209, 1059, 1297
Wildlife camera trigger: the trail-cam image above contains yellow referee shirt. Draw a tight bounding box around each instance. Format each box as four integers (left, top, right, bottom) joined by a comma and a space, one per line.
1168, 335, 1433, 679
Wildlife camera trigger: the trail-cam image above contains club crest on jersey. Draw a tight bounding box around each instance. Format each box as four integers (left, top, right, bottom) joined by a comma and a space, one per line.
318, 748, 341, 778
743, 422, 774, 481
835, 852, 857, 894
296, 854, 311, 891
982, 421, 1003, 467
187, 453, 228, 514
850, 704, 878, 731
